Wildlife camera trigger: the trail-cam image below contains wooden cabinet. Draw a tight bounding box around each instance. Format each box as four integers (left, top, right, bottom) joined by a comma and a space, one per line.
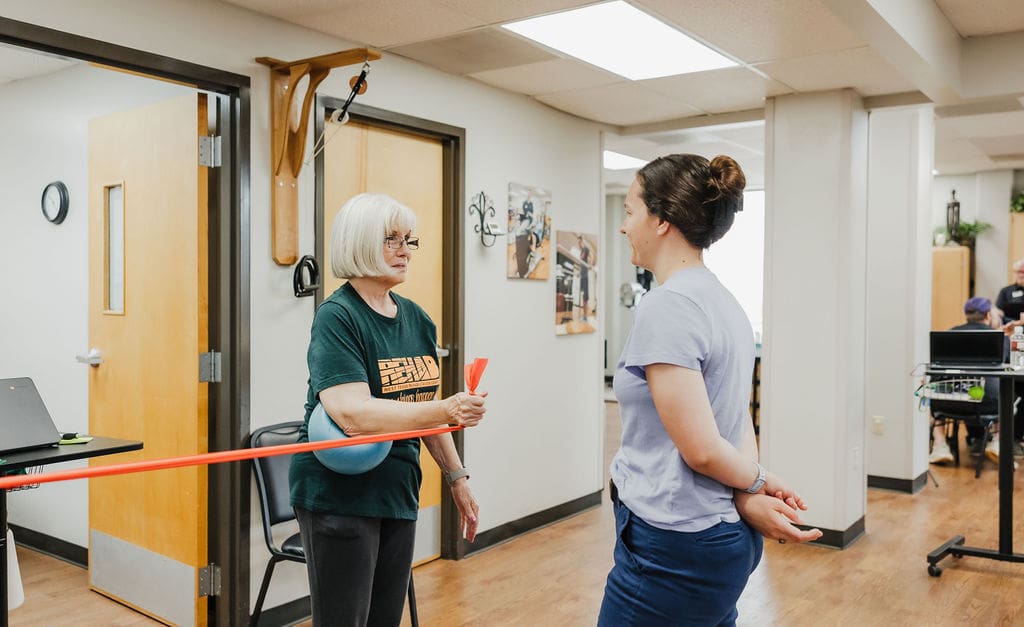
932, 246, 969, 330
1009, 213, 1024, 283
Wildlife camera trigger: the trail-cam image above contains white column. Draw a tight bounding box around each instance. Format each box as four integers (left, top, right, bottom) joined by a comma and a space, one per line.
863, 105, 934, 489
762, 90, 868, 546
974, 170, 1014, 300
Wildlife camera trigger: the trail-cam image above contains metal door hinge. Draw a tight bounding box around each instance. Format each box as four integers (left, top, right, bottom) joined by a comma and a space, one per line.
198, 563, 221, 597
199, 351, 222, 383
199, 135, 222, 167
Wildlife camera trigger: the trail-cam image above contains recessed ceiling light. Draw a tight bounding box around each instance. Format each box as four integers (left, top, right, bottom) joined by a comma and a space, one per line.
604, 150, 647, 170
502, 1, 737, 81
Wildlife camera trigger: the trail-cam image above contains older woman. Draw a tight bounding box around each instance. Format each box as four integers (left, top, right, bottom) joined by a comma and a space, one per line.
599, 154, 820, 627
289, 193, 486, 626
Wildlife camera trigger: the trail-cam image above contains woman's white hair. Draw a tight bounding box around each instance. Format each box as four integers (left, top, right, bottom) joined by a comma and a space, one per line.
330, 193, 417, 279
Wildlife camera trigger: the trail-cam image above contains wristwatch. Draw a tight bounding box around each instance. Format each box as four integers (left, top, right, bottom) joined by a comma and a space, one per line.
444, 467, 470, 485
745, 462, 766, 494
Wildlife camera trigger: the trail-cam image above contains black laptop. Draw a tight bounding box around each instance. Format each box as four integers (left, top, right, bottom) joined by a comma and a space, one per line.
0, 377, 64, 456
928, 330, 1006, 370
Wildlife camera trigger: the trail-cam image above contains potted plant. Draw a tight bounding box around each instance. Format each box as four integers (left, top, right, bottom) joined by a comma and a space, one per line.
951, 220, 992, 246
1012, 192, 1024, 213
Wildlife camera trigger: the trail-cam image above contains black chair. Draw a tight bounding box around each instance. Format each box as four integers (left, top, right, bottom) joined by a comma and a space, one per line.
930, 382, 999, 478
248, 421, 419, 626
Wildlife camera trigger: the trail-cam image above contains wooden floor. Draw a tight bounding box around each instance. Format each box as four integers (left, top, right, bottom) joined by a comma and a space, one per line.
10, 401, 1024, 626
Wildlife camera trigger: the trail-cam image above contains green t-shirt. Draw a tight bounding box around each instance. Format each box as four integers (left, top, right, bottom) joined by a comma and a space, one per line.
289, 282, 440, 519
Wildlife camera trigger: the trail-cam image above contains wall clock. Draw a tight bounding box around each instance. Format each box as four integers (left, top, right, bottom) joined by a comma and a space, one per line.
41, 181, 70, 224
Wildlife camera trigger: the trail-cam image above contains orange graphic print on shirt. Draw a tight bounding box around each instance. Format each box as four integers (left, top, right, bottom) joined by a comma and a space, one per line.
379, 355, 440, 395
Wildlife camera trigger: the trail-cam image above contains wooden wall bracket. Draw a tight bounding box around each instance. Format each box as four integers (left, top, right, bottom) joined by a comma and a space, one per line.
256, 48, 381, 265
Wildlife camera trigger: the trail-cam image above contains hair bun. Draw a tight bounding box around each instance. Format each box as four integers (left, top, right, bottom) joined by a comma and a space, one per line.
709, 155, 746, 198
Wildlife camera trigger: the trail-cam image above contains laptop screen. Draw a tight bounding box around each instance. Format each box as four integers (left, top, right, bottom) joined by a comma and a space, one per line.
929, 330, 1005, 367
0, 377, 63, 456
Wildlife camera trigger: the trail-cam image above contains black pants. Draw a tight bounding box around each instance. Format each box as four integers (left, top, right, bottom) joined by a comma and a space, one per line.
295, 507, 416, 627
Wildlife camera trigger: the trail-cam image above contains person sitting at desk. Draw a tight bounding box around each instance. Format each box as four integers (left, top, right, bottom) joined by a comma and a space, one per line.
995, 260, 1024, 459
929, 297, 1017, 467
995, 258, 1024, 324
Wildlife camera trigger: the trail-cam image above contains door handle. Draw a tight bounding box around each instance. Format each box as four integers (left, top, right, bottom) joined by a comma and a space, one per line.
75, 347, 104, 367
436, 346, 450, 358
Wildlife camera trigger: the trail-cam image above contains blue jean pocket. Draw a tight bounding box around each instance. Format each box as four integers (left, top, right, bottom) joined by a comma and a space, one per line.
614, 499, 642, 571
695, 524, 745, 548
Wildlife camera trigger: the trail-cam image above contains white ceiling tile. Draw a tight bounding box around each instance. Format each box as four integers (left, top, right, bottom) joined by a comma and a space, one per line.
755, 47, 916, 96
942, 110, 1024, 139
608, 122, 765, 163
221, 0, 485, 47
642, 124, 763, 153
640, 67, 790, 114
536, 82, 703, 126
388, 27, 558, 75
935, 138, 991, 173
934, 0, 1024, 37
605, 136, 664, 160
433, 0, 598, 25
470, 58, 620, 95
635, 0, 864, 63
972, 135, 1024, 157
934, 119, 964, 141
713, 123, 767, 148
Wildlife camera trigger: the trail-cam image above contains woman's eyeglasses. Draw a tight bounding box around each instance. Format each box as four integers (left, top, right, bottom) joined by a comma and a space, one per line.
384, 235, 420, 250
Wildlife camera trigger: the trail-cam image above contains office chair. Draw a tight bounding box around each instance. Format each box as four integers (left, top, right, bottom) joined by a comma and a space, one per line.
931, 391, 999, 479
248, 421, 419, 627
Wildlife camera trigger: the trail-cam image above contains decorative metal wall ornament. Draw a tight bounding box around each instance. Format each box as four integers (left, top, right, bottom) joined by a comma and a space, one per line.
468, 190, 502, 247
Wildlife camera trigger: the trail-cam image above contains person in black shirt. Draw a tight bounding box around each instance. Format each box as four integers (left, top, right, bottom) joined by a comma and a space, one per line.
995, 258, 1024, 325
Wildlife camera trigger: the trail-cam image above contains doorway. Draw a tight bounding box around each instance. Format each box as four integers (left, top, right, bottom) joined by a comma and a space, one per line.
314, 97, 468, 559
0, 17, 250, 627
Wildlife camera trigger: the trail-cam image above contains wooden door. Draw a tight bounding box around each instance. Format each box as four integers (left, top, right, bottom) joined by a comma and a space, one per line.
87, 94, 209, 627
932, 246, 969, 331
323, 119, 445, 565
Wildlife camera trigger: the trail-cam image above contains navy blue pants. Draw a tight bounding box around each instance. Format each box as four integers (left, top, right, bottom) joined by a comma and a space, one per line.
598, 498, 763, 626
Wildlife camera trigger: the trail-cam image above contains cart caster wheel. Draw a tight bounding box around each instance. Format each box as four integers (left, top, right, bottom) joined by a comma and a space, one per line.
928, 564, 942, 577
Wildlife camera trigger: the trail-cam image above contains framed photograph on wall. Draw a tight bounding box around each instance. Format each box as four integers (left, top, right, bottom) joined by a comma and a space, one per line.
506, 182, 551, 280
555, 231, 598, 335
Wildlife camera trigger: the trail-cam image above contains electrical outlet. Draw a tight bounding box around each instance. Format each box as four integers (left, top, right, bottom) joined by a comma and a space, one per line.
872, 415, 885, 435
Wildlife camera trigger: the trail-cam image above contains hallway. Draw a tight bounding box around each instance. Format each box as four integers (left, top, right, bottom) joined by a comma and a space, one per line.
11, 401, 1024, 625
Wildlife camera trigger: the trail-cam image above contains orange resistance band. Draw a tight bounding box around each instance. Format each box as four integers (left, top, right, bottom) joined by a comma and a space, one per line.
0, 425, 462, 491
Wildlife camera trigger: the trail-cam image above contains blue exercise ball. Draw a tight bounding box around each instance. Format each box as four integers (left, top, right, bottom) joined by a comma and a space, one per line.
308, 402, 392, 474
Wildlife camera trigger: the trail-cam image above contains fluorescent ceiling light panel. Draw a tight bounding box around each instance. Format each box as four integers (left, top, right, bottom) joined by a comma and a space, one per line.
604, 150, 647, 170
503, 1, 736, 80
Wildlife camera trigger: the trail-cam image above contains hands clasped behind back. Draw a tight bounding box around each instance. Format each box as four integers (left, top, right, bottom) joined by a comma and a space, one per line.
444, 391, 487, 427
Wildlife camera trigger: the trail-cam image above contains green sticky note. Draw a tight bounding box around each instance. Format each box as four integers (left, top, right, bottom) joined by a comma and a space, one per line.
59, 436, 94, 445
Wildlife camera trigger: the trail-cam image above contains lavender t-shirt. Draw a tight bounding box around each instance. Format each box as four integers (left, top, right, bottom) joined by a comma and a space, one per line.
610, 267, 755, 532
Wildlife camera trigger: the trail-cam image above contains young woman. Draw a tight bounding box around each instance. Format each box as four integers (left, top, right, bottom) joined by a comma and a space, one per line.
600, 155, 821, 626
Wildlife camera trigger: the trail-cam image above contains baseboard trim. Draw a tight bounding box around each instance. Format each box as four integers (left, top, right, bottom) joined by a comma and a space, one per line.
464, 490, 602, 556
804, 515, 865, 550
8, 523, 87, 567
867, 472, 928, 494
256, 595, 311, 627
